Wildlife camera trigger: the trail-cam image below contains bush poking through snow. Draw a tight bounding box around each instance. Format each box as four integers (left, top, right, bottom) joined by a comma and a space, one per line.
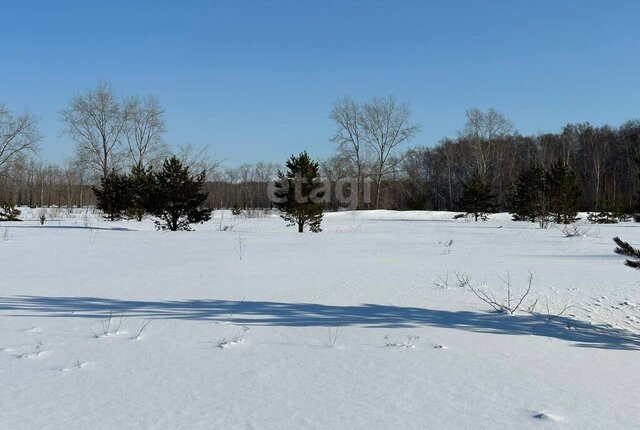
326, 326, 342, 347
218, 223, 234, 232
216, 326, 249, 348
543, 300, 574, 322
438, 239, 453, 254
384, 334, 420, 348
456, 271, 538, 315
37, 208, 47, 225
81, 210, 92, 228
537, 215, 551, 229
434, 271, 450, 289
132, 319, 151, 340
235, 236, 247, 261
1, 227, 12, 242
93, 310, 125, 338
217, 213, 239, 232
557, 224, 591, 238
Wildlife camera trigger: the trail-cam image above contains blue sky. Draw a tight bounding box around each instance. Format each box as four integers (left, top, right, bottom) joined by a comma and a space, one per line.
1, 0, 639, 166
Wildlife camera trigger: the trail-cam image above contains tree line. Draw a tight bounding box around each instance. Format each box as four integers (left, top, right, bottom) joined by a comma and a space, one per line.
2, 83, 640, 221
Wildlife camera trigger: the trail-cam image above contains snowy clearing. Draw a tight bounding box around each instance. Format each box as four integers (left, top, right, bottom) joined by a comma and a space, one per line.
1, 209, 639, 429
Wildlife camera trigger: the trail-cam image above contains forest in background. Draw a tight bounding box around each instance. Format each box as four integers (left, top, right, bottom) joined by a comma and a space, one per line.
1, 83, 639, 214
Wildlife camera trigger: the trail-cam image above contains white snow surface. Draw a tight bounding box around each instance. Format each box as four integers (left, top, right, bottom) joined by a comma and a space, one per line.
1, 209, 639, 429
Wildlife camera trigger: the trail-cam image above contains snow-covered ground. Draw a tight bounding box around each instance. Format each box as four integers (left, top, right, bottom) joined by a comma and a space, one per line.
1, 209, 639, 429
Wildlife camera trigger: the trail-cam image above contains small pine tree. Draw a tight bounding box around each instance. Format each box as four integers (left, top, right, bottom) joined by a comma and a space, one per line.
0, 204, 21, 221
588, 195, 630, 224
128, 163, 154, 222
148, 156, 211, 231
92, 171, 133, 221
547, 159, 581, 224
613, 237, 640, 269
231, 202, 243, 216
509, 163, 549, 223
273, 151, 325, 233
587, 209, 618, 224
458, 171, 496, 221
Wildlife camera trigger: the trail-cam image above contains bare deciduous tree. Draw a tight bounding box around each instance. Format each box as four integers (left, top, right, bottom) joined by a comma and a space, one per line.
330, 97, 367, 209
176, 142, 222, 179
362, 96, 420, 208
60, 82, 129, 179
0, 104, 41, 176
330, 96, 419, 208
124, 95, 168, 169
460, 107, 514, 179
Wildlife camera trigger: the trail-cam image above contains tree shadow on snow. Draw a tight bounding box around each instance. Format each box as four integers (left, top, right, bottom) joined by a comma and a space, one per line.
0, 295, 638, 350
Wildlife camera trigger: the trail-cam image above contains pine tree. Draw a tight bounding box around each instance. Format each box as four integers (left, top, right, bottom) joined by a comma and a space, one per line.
92, 171, 133, 221
613, 237, 640, 269
231, 202, 243, 216
631, 156, 640, 222
588, 195, 631, 224
273, 151, 325, 233
128, 163, 154, 221
0, 204, 21, 221
547, 159, 581, 224
458, 171, 496, 221
509, 163, 548, 223
148, 156, 211, 231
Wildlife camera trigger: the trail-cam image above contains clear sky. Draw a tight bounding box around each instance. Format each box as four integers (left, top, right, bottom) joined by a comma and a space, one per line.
1, 0, 639, 166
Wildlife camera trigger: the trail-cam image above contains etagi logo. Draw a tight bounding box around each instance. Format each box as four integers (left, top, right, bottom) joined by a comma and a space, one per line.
267, 175, 372, 209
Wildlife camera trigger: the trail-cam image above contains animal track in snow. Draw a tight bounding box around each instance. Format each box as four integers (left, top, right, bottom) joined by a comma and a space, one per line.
532, 411, 564, 422
58, 360, 87, 372
12, 342, 47, 359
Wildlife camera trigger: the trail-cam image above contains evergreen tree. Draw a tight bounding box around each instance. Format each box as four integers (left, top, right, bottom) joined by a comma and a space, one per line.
148, 156, 211, 231
92, 171, 133, 221
613, 237, 640, 269
631, 156, 640, 222
273, 151, 325, 233
458, 171, 496, 221
230, 202, 243, 216
128, 162, 154, 221
0, 204, 21, 221
547, 159, 581, 224
509, 163, 548, 223
587, 210, 618, 224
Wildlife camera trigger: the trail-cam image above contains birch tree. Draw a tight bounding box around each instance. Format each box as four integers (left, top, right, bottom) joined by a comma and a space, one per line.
124, 95, 168, 169
362, 96, 419, 208
60, 82, 129, 179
